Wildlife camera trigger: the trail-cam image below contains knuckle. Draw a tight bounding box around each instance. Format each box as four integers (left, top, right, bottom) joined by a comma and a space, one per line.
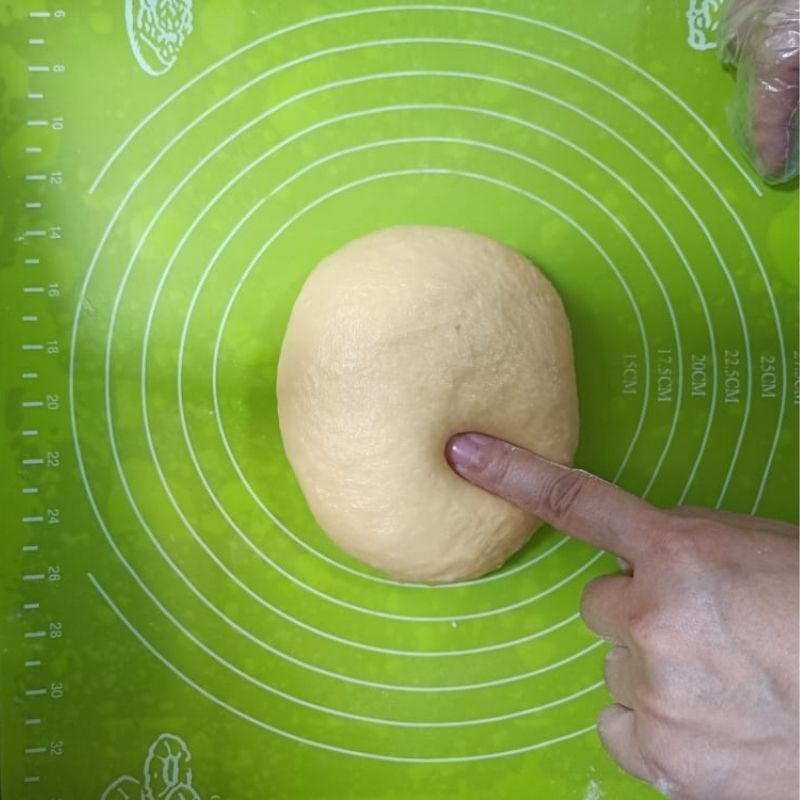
653, 513, 711, 562
632, 684, 660, 716
660, 529, 701, 565
667, 504, 703, 519
629, 675, 675, 721
474, 442, 516, 488
663, 509, 703, 537
487, 447, 515, 486
540, 469, 591, 523
627, 610, 671, 654
627, 612, 653, 647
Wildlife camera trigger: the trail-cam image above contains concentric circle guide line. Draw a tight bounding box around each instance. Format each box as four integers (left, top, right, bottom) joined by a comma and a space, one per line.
208, 157, 672, 619
162, 145, 660, 612
107, 169, 613, 625
89, 571, 600, 763
157, 80, 667, 590
88, 567, 602, 712
198, 139, 685, 582
79, 598, 584, 692
126, 158, 621, 624
88, 5, 761, 196
99, 60, 660, 621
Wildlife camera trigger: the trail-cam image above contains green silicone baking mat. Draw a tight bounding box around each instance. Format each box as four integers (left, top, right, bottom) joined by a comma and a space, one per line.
1, 1, 797, 797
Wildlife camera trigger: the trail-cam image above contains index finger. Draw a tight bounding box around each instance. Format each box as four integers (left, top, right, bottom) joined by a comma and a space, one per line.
445, 432, 666, 560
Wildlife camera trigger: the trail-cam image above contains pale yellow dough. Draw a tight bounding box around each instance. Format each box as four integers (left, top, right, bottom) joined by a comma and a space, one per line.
277, 225, 578, 583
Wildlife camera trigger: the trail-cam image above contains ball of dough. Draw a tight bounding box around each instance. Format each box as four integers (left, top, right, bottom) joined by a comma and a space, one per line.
277, 225, 578, 583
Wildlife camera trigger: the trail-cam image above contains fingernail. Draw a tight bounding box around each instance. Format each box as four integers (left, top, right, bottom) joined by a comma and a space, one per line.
446, 433, 485, 474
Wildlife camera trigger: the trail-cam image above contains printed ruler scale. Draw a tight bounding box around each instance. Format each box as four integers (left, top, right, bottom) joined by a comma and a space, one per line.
1, 2, 797, 798
2, 5, 70, 795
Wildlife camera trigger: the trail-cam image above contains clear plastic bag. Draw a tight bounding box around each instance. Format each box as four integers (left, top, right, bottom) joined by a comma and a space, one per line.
718, 0, 799, 183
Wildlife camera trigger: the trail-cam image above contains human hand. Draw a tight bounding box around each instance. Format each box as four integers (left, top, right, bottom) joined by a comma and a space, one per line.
718, 0, 799, 183
446, 433, 799, 800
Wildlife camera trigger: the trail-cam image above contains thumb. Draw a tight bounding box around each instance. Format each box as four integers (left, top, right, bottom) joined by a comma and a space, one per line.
445, 432, 665, 561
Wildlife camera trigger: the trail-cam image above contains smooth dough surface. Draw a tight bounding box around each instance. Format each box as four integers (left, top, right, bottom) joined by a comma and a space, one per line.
277, 225, 578, 583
